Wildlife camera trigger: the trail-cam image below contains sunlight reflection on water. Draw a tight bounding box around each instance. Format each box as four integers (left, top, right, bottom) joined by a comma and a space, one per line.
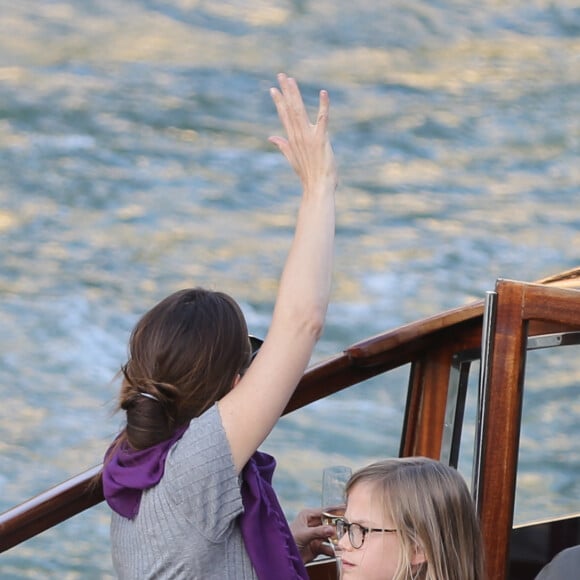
1, 0, 579, 575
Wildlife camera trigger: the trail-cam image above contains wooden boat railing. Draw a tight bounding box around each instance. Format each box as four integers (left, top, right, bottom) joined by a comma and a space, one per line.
1, 267, 580, 579
0, 286, 488, 554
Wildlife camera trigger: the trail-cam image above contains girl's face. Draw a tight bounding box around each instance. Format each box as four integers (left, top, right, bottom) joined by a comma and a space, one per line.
337, 481, 402, 580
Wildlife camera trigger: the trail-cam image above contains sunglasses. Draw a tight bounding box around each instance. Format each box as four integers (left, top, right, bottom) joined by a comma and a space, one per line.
249, 335, 263, 363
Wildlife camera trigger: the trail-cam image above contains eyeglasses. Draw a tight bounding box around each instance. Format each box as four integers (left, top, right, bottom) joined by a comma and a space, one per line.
335, 517, 397, 549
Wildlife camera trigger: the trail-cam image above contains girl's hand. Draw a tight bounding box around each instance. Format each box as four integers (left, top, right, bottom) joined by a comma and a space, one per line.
290, 508, 336, 563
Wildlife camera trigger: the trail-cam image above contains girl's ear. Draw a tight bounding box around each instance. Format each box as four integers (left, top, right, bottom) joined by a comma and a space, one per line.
410, 544, 427, 566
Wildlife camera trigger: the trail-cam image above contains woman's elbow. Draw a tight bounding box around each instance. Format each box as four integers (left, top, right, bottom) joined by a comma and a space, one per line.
297, 306, 326, 341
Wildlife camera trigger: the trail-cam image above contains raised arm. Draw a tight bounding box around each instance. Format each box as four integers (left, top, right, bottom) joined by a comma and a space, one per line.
218, 73, 337, 472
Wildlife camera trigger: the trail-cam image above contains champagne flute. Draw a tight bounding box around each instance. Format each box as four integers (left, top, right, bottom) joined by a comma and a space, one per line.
321, 466, 350, 579
321, 466, 351, 541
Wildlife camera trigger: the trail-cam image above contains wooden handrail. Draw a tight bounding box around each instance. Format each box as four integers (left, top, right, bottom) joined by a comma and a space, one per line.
0, 465, 104, 553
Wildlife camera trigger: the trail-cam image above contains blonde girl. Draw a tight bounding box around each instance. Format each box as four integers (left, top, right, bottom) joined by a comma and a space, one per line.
337, 457, 485, 580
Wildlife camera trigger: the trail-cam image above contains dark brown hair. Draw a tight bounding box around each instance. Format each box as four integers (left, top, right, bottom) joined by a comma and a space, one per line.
117, 288, 251, 450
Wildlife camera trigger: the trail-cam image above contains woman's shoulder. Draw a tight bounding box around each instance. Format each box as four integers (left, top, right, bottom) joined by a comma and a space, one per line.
167, 403, 234, 471
159, 403, 243, 530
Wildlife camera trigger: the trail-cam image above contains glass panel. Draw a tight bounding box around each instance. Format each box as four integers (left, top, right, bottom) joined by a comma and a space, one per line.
514, 343, 580, 525
457, 357, 481, 493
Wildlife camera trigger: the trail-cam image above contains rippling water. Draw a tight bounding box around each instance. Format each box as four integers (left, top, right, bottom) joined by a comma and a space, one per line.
1, 0, 579, 577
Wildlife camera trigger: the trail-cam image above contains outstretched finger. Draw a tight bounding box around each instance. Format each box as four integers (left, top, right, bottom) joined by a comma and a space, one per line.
281, 75, 311, 127
316, 89, 330, 133
267, 135, 290, 158
269, 85, 290, 135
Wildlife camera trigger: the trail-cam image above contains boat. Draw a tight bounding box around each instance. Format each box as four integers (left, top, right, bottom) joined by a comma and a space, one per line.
1, 267, 580, 579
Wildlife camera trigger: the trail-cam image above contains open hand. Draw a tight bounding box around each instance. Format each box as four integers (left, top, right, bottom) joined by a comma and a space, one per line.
269, 73, 338, 196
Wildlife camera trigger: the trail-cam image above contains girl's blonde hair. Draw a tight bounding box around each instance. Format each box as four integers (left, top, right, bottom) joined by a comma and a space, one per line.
346, 457, 485, 580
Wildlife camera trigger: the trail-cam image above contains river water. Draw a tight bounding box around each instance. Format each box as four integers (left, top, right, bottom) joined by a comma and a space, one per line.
1, 0, 579, 577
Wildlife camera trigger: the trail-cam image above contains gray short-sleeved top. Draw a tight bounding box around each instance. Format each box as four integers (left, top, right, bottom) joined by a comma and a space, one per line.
110, 404, 258, 579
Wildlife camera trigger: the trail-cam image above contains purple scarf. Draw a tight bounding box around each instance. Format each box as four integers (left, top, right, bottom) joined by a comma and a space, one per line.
240, 451, 309, 580
102, 425, 188, 519
102, 432, 307, 579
